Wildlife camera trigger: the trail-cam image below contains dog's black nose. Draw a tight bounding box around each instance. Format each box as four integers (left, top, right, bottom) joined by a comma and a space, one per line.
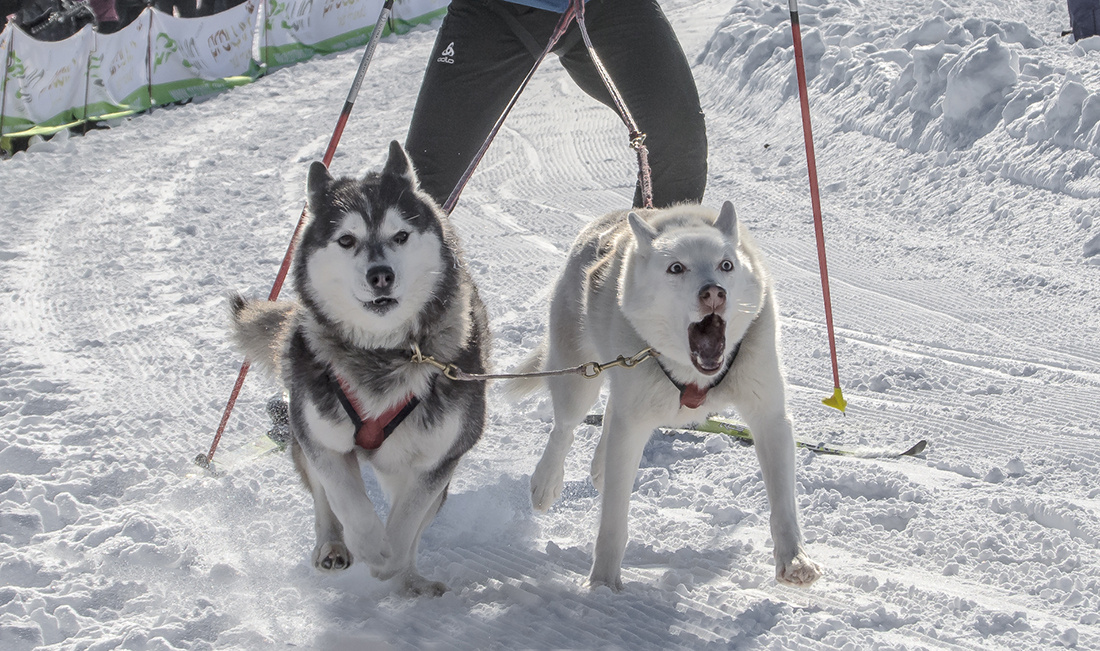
367, 266, 395, 292
699, 284, 726, 312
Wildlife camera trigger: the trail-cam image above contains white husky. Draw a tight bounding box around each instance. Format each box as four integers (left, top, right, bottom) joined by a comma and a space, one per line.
521, 202, 822, 590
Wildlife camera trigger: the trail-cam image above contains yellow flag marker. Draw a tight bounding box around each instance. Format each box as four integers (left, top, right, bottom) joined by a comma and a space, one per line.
822, 387, 848, 413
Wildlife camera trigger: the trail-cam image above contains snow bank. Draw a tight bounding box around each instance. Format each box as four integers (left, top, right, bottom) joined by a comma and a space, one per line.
699, 0, 1100, 198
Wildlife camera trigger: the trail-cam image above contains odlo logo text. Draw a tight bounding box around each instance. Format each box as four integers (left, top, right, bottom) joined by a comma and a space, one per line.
437, 42, 455, 65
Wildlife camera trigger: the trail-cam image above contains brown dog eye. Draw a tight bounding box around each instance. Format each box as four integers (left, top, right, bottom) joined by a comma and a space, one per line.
337, 234, 356, 249
393, 231, 409, 245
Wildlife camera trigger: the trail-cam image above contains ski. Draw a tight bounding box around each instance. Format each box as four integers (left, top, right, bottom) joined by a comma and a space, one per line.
192, 397, 291, 477
192, 434, 285, 477
583, 414, 928, 459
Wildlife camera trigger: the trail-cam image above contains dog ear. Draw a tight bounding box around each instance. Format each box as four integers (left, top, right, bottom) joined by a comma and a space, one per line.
714, 201, 739, 248
383, 140, 420, 188
628, 211, 657, 252
307, 161, 333, 213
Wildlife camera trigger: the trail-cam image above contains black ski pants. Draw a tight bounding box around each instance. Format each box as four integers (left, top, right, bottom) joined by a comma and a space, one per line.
404, 0, 707, 209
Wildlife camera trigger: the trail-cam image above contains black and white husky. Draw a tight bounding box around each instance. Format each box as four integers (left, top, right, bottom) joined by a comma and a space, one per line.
229, 142, 489, 596
519, 202, 822, 591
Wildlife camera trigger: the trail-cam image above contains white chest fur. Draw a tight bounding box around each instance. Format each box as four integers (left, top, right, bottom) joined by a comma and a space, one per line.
298, 389, 465, 474
301, 398, 356, 454
369, 409, 465, 476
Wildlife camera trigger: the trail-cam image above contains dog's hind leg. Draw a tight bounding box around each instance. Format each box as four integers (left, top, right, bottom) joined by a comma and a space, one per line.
531, 372, 601, 511
587, 397, 652, 591
589, 395, 613, 494
292, 441, 351, 571
531, 239, 603, 511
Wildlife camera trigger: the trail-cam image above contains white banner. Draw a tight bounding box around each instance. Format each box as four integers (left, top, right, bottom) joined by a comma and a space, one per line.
86, 12, 154, 119
0, 24, 9, 128
260, 0, 448, 68
261, 0, 385, 67
1, 0, 448, 139
1, 23, 94, 130
149, 1, 259, 104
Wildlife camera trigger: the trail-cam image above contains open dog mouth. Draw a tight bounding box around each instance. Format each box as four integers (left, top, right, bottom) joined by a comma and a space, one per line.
688, 314, 726, 374
364, 297, 398, 313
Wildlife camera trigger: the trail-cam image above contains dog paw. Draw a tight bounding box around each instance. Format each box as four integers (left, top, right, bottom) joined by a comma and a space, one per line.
530, 457, 565, 512
587, 572, 624, 593
370, 556, 406, 582
776, 549, 823, 587
398, 572, 448, 598
312, 541, 352, 572
371, 566, 396, 581
356, 537, 393, 571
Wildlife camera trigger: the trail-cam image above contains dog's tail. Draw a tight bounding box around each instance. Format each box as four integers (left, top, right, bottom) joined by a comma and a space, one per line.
227, 293, 297, 378
501, 340, 548, 401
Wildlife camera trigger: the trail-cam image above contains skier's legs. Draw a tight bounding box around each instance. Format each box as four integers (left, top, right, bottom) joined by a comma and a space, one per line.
557, 0, 708, 208
405, 0, 558, 207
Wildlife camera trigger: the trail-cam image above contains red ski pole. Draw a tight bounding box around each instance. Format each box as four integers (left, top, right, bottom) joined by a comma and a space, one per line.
789, 0, 846, 413
198, 0, 396, 469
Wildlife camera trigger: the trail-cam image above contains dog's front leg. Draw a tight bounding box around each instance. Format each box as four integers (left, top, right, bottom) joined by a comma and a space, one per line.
737, 394, 822, 587
588, 396, 652, 591
292, 441, 352, 571
298, 442, 391, 571
371, 470, 450, 597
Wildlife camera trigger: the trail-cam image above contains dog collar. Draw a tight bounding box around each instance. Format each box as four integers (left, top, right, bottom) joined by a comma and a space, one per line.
655, 341, 741, 409
331, 371, 421, 450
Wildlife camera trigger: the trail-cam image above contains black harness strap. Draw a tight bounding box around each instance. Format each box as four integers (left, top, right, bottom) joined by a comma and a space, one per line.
380, 396, 422, 439
655, 341, 742, 409
488, 2, 548, 59
333, 378, 365, 430
487, 2, 586, 61
331, 371, 424, 450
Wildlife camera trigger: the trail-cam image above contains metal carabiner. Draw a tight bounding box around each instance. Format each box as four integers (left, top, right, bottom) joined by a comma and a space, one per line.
624, 347, 656, 367
442, 364, 462, 381
581, 362, 602, 378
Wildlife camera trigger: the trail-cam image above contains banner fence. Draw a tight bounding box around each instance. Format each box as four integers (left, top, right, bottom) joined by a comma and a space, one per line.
0, 0, 447, 150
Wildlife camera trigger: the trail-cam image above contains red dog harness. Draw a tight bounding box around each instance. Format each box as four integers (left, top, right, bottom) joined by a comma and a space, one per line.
331, 372, 420, 450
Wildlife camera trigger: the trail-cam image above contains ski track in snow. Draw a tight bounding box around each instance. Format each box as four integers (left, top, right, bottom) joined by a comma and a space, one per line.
2, 0, 1100, 648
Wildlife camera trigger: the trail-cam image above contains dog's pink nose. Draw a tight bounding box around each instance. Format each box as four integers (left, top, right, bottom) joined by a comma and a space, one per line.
699, 284, 726, 313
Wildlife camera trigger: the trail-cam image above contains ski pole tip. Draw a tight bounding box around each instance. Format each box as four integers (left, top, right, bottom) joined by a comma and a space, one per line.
192, 453, 226, 478
822, 387, 848, 413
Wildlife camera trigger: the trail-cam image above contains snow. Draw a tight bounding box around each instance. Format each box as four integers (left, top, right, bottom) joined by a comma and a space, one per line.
2, 0, 1099, 648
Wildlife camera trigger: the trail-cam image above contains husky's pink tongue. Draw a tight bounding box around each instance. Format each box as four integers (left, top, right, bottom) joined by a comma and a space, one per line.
688, 314, 726, 374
